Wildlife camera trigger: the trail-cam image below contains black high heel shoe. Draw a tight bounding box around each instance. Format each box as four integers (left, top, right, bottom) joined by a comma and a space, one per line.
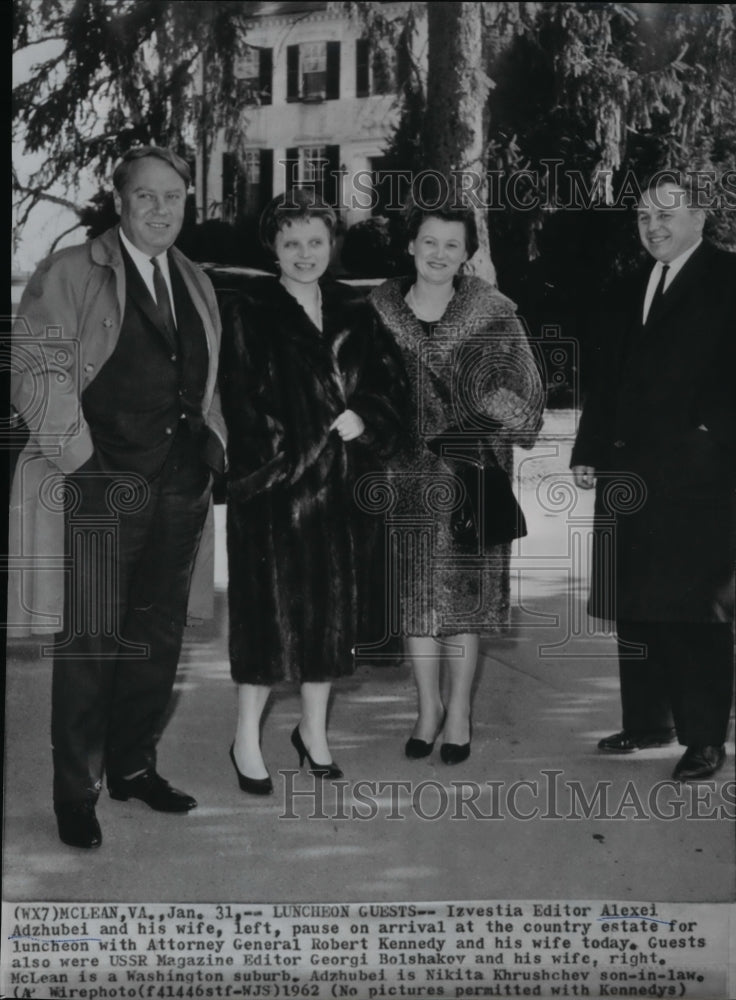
290, 726, 343, 779
440, 741, 471, 765
229, 744, 274, 795
440, 720, 471, 765
405, 710, 446, 760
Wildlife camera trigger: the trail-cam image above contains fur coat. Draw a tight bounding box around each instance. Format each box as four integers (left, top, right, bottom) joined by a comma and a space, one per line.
369, 275, 543, 637
219, 276, 408, 684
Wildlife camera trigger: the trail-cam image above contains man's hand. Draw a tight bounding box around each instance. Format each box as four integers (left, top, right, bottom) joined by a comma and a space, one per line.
330, 409, 365, 442
572, 465, 596, 489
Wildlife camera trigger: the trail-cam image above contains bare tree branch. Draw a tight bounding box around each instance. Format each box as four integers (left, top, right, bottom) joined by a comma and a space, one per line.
47, 220, 85, 254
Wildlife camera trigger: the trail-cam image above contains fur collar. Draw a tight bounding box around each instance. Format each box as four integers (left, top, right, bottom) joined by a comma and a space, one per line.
371, 275, 516, 340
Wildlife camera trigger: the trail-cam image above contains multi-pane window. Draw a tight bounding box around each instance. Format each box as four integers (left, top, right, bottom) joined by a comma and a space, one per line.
234, 45, 273, 104
300, 42, 327, 100
284, 145, 340, 205
356, 37, 409, 97
243, 149, 261, 185
222, 150, 274, 219
301, 146, 327, 184
236, 46, 260, 83
287, 42, 340, 101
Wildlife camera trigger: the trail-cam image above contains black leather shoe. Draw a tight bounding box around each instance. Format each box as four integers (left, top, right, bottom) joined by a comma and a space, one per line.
440, 742, 471, 765
405, 711, 446, 759
55, 801, 102, 849
673, 745, 726, 782
229, 744, 273, 795
108, 770, 197, 812
597, 730, 676, 754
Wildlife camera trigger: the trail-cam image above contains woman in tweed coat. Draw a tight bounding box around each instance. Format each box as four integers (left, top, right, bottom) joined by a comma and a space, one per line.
369, 200, 543, 764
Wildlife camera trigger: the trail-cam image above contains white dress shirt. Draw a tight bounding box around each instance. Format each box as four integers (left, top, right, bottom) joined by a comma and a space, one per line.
119, 228, 177, 325
642, 238, 702, 323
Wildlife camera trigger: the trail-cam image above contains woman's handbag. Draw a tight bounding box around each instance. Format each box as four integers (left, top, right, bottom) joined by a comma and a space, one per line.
451, 457, 527, 550
422, 349, 527, 552
428, 432, 527, 552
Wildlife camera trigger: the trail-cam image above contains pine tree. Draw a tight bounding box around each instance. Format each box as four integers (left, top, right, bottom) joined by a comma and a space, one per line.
13, 0, 259, 250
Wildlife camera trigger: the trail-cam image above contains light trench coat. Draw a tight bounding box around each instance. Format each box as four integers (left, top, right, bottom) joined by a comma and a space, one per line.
8, 226, 226, 636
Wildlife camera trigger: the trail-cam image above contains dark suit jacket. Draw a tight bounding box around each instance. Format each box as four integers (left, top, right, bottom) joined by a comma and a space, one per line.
81, 244, 214, 479
572, 241, 736, 623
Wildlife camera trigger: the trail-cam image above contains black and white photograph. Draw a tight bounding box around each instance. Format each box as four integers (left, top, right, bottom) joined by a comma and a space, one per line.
6, 1, 736, 997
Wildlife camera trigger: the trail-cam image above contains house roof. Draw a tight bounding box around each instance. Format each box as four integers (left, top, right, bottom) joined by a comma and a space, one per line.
247, 2, 329, 17
245, 1, 407, 21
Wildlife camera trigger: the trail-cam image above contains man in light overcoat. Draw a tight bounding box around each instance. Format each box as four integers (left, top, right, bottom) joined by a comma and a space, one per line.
10, 146, 226, 847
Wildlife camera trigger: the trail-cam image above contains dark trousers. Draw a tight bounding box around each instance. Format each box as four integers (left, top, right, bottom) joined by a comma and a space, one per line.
51, 429, 211, 804
616, 619, 734, 747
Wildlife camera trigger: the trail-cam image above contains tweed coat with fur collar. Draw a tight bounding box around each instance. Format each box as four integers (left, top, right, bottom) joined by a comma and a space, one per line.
220, 275, 408, 684
369, 275, 543, 637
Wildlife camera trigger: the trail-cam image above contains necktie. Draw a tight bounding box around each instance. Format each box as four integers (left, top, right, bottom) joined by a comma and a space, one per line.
648, 263, 669, 319
151, 256, 176, 333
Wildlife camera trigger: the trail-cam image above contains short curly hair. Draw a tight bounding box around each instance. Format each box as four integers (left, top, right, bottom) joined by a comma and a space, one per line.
259, 189, 338, 256
403, 200, 479, 259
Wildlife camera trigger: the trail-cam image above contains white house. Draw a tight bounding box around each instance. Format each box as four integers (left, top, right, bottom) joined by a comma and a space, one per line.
198, 0, 425, 226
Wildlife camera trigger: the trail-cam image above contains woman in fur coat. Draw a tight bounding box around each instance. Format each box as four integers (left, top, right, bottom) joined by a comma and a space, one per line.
219, 190, 407, 793
369, 199, 543, 765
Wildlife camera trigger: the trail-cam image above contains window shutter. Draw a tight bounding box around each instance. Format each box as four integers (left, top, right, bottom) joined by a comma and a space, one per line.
285, 147, 299, 192
259, 48, 273, 105
222, 152, 235, 208
323, 145, 340, 207
325, 41, 340, 100
355, 38, 369, 97
236, 169, 247, 218
286, 45, 299, 102
260, 149, 274, 208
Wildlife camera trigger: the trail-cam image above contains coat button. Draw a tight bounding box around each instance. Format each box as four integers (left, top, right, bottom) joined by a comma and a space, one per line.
165, 427, 173, 435
171, 354, 177, 362
613, 439, 626, 448
103, 318, 113, 329
84, 363, 94, 374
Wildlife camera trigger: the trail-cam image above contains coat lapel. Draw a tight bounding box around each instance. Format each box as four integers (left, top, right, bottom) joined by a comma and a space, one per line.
371, 277, 466, 391
170, 248, 214, 361
273, 278, 346, 409
371, 279, 422, 351
644, 243, 708, 330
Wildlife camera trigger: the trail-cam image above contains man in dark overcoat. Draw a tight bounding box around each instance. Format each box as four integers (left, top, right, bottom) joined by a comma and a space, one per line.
10, 147, 226, 846
572, 173, 735, 781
